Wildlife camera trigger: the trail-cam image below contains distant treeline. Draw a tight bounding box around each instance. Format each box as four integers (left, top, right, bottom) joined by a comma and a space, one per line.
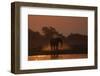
28, 26, 87, 55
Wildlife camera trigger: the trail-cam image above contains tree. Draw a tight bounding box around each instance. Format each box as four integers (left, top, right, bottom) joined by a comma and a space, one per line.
42, 26, 58, 38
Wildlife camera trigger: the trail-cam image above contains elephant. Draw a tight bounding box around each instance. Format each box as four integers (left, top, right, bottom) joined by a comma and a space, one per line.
50, 35, 63, 59
50, 37, 63, 50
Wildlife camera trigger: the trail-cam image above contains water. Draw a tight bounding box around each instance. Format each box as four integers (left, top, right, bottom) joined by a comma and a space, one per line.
28, 54, 87, 61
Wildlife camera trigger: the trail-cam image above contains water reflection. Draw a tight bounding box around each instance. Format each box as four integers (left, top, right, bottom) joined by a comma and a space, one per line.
28, 54, 87, 61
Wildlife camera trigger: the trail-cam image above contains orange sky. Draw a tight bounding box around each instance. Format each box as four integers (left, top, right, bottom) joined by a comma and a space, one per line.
28, 15, 88, 36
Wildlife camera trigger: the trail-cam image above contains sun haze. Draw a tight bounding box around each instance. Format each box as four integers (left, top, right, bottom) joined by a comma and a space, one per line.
28, 15, 88, 36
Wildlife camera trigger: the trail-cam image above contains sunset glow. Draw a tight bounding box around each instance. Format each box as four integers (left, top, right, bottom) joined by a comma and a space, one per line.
28, 15, 88, 36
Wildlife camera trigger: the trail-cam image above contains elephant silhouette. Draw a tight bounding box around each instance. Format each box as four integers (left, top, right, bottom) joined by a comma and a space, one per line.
50, 37, 63, 50
50, 34, 63, 59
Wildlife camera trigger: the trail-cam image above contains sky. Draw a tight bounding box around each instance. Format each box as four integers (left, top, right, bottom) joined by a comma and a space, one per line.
28, 15, 88, 36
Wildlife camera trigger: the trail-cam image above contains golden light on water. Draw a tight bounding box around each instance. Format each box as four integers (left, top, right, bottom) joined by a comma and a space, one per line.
28, 54, 87, 61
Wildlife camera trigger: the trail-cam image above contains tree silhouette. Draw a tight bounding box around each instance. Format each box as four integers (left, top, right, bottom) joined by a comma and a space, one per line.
42, 26, 58, 38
